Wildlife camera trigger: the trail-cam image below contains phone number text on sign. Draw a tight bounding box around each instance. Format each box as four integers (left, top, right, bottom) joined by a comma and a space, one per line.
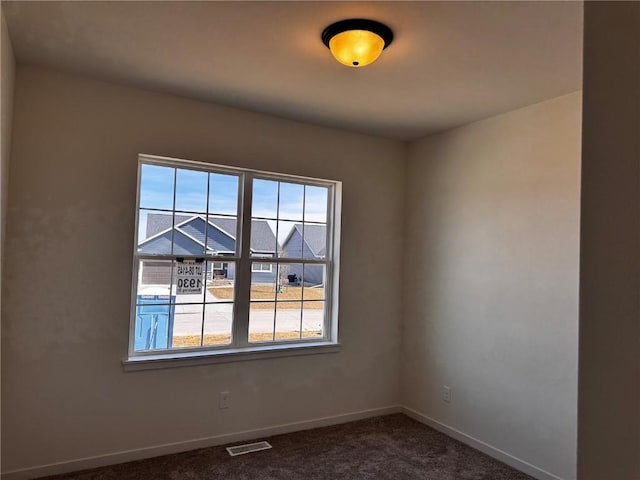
176, 262, 204, 294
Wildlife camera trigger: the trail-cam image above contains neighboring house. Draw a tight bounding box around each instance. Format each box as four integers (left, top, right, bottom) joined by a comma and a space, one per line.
138, 213, 278, 284
281, 223, 326, 286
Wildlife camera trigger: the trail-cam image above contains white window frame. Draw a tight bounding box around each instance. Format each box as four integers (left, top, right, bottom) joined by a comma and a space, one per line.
251, 262, 273, 273
124, 154, 341, 370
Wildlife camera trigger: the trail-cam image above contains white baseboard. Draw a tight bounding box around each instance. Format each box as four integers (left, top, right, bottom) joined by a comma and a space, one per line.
402, 406, 569, 480
2, 406, 569, 480
1, 405, 402, 480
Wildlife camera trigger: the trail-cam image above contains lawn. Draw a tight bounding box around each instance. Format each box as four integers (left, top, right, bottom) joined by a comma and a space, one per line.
209, 284, 324, 309
172, 330, 322, 347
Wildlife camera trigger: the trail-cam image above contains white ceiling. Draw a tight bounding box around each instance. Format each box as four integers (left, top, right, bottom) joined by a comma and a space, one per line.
3, 1, 583, 141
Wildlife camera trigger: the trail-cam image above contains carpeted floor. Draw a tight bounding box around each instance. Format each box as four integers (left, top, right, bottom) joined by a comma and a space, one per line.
42, 414, 534, 480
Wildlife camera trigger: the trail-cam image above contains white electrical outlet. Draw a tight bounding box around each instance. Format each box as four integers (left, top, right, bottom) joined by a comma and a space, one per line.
443, 385, 452, 403
219, 391, 231, 409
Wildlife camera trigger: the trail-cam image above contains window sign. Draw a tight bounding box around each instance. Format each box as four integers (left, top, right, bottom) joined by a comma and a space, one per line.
176, 260, 204, 294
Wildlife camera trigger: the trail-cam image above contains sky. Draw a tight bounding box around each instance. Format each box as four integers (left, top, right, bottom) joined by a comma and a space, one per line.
138, 164, 328, 244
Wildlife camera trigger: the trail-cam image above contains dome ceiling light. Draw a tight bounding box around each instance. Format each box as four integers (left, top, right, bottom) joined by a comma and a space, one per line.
321, 18, 394, 68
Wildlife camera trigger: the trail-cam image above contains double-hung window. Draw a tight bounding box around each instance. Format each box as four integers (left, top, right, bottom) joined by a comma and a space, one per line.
127, 155, 340, 366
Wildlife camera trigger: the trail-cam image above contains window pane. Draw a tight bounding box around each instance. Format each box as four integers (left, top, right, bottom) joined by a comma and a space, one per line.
277, 220, 299, 258
302, 301, 324, 339
275, 302, 302, 340
209, 173, 239, 216
206, 216, 237, 255
304, 185, 328, 223
249, 302, 275, 343
137, 210, 173, 254
277, 263, 303, 301
302, 264, 326, 293
302, 223, 327, 260
175, 168, 208, 213
136, 260, 172, 298
207, 261, 235, 303
252, 179, 278, 219
250, 220, 277, 257
140, 164, 174, 210
172, 212, 207, 255
203, 303, 233, 346
278, 182, 304, 221
250, 265, 277, 301
172, 303, 204, 348
134, 303, 173, 351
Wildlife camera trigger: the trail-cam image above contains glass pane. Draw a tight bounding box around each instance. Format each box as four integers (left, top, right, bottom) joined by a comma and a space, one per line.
206, 216, 238, 255
207, 261, 235, 302
250, 264, 277, 301
302, 301, 324, 339
249, 302, 275, 343
175, 168, 208, 213
277, 220, 298, 258
275, 302, 302, 340
172, 260, 205, 304
302, 264, 326, 293
277, 263, 303, 301
278, 182, 304, 221
203, 303, 233, 346
134, 303, 173, 351
140, 164, 174, 210
209, 173, 239, 216
302, 223, 327, 260
136, 260, 172, 298
250, 220, 277, 257
172, 303, 203, 348
137, 209, 173, 254
172, 212, 207, 256
304, 185, 328, 223
252, 179, 278, 219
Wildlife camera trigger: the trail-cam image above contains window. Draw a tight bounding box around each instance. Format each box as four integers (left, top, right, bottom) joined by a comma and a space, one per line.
251, 263, 273, 273
128, 155, 340, 364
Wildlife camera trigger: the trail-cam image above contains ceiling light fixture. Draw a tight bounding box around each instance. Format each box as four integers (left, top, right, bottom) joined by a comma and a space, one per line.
321, 19, 394, 68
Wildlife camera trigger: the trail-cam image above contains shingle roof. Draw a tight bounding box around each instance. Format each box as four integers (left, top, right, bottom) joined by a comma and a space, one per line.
251, 221, 277, 253
143, 213, 276, 253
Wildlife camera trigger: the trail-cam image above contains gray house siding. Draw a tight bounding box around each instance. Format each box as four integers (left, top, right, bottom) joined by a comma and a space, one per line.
282, 228, 324, 286
138, 230, 206, 256
251, 270, 276, 284
282, 227, 304, 259
178, 217, 237, 253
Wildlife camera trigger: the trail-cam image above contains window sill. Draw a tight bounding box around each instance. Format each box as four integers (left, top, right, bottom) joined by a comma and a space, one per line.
122, 342, 341, 372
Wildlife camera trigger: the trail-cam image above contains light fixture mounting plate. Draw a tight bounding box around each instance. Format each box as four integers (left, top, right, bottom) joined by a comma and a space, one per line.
321, 18, 394, 50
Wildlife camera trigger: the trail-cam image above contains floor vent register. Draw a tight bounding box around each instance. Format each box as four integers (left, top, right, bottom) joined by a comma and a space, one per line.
226, 441, 273, 456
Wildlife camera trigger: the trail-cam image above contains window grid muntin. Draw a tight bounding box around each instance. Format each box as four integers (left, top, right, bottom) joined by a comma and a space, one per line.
130, 155, 337, 358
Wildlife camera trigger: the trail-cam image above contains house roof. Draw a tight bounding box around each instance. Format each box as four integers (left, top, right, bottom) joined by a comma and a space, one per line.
283, 223, 327, 259
142, 213, 276, 253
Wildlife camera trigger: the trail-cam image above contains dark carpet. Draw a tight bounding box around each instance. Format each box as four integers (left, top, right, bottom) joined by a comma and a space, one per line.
42, 414, 534, 480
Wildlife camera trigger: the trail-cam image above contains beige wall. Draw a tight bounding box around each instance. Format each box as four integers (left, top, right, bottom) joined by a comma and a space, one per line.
1, 9, 16, 326
1, 66, 405, 472
577, 3, 640, 479
402, 93, 582, 479
1, 54, 588, 480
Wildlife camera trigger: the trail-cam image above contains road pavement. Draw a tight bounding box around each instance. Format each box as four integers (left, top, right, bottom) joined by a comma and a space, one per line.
170, 289, 323, 336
